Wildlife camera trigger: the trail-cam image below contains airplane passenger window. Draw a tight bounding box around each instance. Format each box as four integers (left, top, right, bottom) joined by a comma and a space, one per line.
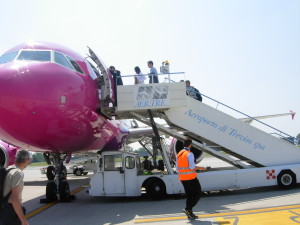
0, 51, 18, 64
54, 52, 73, 70
66, 56, 84, 74
18, 50, 51, 62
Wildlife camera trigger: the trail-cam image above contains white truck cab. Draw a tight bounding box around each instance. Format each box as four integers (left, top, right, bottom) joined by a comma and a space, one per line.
89, 151, 184, 198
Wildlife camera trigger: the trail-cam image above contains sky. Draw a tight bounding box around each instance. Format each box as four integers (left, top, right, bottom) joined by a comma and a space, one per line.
0, 0, 299, 137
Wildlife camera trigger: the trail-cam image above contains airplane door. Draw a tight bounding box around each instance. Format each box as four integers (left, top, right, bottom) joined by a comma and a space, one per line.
88, 47, 115, 106
103, 154, 125, 195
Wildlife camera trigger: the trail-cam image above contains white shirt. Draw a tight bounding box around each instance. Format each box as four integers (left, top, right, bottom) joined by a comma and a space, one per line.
136, 72, 146, 84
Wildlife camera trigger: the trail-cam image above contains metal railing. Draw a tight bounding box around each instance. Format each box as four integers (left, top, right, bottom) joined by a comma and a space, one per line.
115, 72, 185, 85
201, 93, 295, 140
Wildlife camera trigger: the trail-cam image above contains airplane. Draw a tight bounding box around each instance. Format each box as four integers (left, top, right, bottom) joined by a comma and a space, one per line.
0, 41, 138, 202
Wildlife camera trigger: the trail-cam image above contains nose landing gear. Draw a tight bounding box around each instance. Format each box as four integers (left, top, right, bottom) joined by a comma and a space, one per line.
41, 153, 75, 203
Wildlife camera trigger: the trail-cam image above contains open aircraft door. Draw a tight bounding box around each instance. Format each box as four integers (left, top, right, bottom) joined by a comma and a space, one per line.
88, 47, 115, 107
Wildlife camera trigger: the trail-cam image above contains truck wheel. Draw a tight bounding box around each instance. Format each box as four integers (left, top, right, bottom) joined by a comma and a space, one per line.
46, 166, 55, 180
277, 169, 296, 189
146, 179, 166, 200
75, 169, 83, 176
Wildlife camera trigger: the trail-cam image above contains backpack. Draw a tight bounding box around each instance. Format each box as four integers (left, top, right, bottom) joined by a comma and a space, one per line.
0, 167, 15, 209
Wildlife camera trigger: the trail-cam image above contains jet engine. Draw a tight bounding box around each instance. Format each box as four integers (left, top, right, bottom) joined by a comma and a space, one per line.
170, 138, 205, 164
0, 140, 19, 167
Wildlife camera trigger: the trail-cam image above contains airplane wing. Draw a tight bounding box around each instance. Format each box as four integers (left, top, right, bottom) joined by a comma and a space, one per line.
239, 110, 296, 124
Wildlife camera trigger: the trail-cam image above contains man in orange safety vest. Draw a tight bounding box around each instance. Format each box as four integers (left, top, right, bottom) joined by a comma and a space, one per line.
176, 138, 206, 220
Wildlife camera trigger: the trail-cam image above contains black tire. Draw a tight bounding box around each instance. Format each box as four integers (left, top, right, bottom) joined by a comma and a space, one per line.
61, 165, 67, 179
146, 179, 166, 200
73, 166, 78, 175
74, 169, 83, 176
46, 181, 58, 201
277, 169, 297, 189
59, 180, 71, 202
46, 166, 55, 180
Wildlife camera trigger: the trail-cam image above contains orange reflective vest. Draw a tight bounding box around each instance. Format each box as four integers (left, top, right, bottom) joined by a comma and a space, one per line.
177, 150, 196, 181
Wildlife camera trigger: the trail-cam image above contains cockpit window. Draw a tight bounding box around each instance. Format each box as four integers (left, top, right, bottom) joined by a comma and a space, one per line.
18, 50, 51, 62
54, 52, 73, 70
66, 56, 84, 74
0, 51, 18, 64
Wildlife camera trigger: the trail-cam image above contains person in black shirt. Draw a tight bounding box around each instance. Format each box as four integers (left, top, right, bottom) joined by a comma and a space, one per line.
185, 80, 202, 102
109, 66, 123, 106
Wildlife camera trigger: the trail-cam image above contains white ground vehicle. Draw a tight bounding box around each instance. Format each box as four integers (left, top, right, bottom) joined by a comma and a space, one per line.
41, 164, 88, 177
89, 150, 300, 199
41, 157, 96, 180
90, 80, 300, 198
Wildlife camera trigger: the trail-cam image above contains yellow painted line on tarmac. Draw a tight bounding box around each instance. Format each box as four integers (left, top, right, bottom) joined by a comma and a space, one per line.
134, 204, 300, 223
214, 207, 300, 225
25, 184, 88, 219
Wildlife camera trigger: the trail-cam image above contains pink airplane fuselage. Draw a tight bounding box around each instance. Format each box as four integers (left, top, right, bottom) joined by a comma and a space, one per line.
0, 41, 127, 153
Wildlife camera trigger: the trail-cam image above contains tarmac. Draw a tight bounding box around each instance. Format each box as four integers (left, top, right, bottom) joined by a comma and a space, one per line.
22, 158, 300, 225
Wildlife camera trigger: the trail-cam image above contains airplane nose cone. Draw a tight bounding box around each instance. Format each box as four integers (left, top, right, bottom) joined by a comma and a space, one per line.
0, 61, 92, 151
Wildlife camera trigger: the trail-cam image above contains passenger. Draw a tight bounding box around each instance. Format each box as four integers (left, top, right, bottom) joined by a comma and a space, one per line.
109, 66, 123, 106
0, 149, 31, 225
185, 80, 202, 102
176, 138, 206, 220
134, 66, 146, 84
147, 60, 159, 83
109, 66, 123, 86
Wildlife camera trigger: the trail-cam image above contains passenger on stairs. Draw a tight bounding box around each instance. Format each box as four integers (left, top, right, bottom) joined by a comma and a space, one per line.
109, 66, 123, 86
134, 66, 146, 84
109, 66, 123, 106
147, 60, 159, 83
185, 80, 202, 102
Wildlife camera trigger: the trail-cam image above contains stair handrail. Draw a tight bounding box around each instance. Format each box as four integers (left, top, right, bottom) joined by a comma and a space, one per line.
201, 93, 295, 139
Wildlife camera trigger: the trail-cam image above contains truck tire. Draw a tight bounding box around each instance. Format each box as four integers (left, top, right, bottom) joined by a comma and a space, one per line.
277, 169, 296, 189
74, 169, 83, 176
146, 179, 166, 200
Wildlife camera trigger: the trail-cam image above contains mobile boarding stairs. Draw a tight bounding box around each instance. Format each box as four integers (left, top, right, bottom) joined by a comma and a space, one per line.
101, 81, 300, 171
